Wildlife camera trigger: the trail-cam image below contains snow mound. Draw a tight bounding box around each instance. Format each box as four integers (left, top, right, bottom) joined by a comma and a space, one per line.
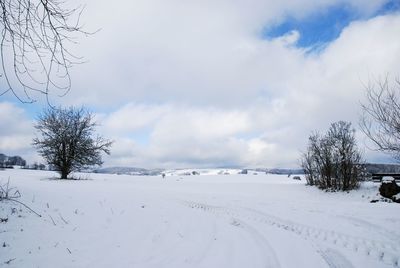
382, 176, 395, 183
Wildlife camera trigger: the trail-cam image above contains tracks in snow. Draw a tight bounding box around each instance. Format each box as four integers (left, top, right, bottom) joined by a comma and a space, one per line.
229, 218, 281, 268
181, 200, 400, 267
318, 249, 355, 268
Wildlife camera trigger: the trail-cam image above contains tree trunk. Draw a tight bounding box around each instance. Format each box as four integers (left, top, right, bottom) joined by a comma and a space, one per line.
60, 169, 69, 179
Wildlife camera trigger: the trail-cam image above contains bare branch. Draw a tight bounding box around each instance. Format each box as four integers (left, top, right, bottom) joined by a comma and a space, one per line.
0, 0, 89, 103
360, 77, 400, 161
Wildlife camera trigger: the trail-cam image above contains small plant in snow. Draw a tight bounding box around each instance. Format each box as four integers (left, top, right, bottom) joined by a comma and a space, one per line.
0, 178, 21, 201
0, 178, 41, 217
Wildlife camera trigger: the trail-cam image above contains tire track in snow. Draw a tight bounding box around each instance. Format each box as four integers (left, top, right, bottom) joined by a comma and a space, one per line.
318, 248, 355, 268
229, 218, 281, 268
141, 210, 221, 267
178, 201, 281, 267
181, 201, 400, 267
339, 216, 400, 243
191, 217, 219, 266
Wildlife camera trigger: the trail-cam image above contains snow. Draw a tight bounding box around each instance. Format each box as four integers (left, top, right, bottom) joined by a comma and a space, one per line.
164, 168, 246, 176
382, 176, 395, 183
1, 169, 400, 268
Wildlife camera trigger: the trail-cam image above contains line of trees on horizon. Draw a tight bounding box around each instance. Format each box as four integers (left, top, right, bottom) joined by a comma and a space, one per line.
0, 153, 49, 170
0, 153, 26, 168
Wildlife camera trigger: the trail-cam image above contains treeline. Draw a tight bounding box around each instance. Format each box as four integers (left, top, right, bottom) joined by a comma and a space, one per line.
364, 163, 400, 174
0, 153, 26, 168
0, 153, 47, 170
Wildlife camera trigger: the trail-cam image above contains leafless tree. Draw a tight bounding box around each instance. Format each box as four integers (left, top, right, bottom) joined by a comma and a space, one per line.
328, 121, 364, 190
301, 121, 364, 191
360, 78, 400, 161
0, 0, 88, 103
33, 107, 112, 179
301, 149, 316, 186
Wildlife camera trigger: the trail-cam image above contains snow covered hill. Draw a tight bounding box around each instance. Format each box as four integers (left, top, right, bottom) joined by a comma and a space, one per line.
92, 167, 305, 176
1, 169, 399, 267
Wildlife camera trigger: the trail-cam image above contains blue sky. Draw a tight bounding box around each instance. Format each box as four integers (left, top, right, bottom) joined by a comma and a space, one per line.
265, 0, 400, 49
1, 0, 400, 168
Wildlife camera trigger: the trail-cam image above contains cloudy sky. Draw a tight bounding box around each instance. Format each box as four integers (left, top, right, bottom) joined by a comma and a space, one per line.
1, 0, 400, 168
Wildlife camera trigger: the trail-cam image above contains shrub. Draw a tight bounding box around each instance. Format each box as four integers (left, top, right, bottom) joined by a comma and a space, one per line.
301, 121, 365, 191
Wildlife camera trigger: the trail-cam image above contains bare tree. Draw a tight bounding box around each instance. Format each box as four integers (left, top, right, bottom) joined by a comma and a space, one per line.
328, 121, 364, 190
360, 78, 400, 161
301, 149, 316, 186
0, 0, 88, 103
33, 107, 112, 179
302, 132, 335, 189
301, 121, 364, 191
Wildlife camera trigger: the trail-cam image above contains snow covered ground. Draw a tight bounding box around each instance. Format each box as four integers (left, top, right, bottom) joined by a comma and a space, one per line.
1, 169, 399, 268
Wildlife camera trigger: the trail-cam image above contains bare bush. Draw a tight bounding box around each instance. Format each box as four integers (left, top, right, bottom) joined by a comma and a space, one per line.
301, 121, 364, 191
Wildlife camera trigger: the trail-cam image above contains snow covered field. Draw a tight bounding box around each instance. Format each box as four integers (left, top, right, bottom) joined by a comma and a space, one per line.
1, 169, 399, 268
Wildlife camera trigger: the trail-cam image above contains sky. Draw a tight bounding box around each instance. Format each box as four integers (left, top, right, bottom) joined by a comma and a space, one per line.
1, 0, 400, 169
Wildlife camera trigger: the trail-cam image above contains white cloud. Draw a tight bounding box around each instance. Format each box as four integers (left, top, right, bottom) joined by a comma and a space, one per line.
59, 0, 390, 107
0, 102, 32, 135
0, 102, 39, 163
1, 1, 399, 168
275, 30, 301, 46
0, 136, 32, 151
97, 11, 400, 168
100, 103, 169, 134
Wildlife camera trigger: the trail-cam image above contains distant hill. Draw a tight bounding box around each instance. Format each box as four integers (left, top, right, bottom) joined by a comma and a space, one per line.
92, 163, 400, 177
265, 164, 400, 175
93, 167, 162, 176
265, 168, 304, 175
364, 163, 400, 174
253, 164, 400, 176
93, 166, 305, 176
